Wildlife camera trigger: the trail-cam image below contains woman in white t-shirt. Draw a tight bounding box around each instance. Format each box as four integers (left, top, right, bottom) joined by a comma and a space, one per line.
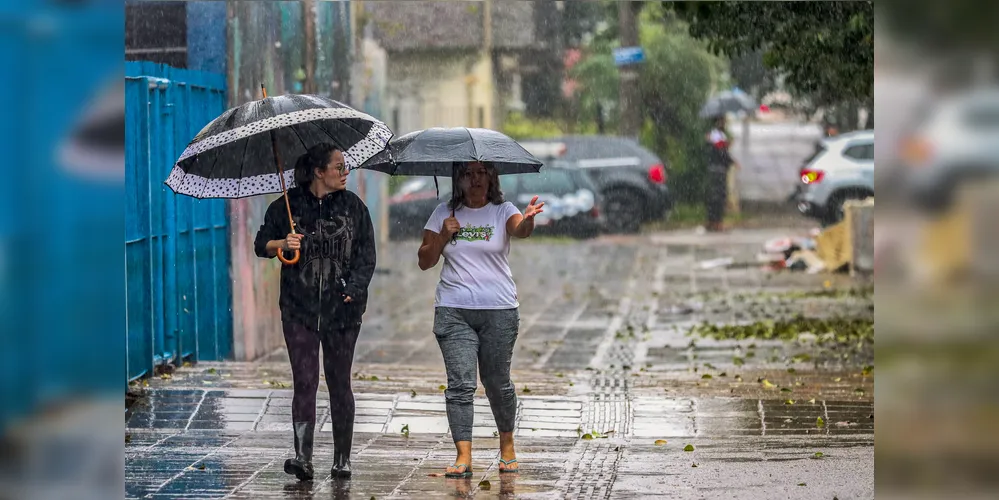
417, 161, 544, 478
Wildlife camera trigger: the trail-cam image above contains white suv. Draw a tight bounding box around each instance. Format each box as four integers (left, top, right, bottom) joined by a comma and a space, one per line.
795, 130, 875, 225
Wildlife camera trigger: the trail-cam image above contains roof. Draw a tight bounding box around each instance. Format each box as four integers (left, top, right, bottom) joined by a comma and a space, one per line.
362, 1, 536, 52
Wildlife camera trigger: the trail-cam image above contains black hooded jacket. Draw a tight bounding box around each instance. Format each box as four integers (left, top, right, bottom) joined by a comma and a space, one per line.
254, 186, 376, 331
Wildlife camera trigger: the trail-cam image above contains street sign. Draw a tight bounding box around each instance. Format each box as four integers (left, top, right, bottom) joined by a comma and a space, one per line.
613, 46, 645, 66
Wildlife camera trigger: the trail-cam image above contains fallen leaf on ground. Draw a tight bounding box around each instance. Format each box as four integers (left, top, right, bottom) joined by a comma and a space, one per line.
691, 463, 698, 467
817, 416, 825, 428
582, 434, 594, 440
761, 379, 776, 389
655, 439, 667, 446
781, 388, 792, 393
410, 390, 417, 398
438, 385, 446, 391
808, 398, 816, 404
701, 374, 712, 379
683, 444, 695, 452
478, 479, 491, 490
812, 452, 824, 459
785, 400, 795, 405
798, 483, 806, 486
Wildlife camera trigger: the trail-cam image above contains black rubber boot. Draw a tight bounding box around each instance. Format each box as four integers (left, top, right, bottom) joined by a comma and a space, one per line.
283, 422, 315, 481
331, 450, 352, 479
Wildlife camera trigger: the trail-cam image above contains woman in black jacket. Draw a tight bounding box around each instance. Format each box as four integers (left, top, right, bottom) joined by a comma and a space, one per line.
253, 143, 376, 481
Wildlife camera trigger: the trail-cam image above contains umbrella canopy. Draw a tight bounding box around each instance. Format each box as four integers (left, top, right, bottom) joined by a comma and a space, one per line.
699, 89, 758, 119
164, 93, 392, 199
358, 127, 543, 176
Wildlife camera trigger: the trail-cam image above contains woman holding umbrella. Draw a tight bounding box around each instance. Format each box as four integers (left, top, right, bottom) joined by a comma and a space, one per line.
359, 126, 545, 478
254, 143, 376, 481
165, 88, 391, 483
418, 161, 544, 478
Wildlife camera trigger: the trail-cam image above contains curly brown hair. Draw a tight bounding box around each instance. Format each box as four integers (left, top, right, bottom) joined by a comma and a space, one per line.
448, 161, 505, 211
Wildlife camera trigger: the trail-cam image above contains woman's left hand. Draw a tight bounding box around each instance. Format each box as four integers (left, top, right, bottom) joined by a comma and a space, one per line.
343, 296, 353, 303
524, 196, 545, 219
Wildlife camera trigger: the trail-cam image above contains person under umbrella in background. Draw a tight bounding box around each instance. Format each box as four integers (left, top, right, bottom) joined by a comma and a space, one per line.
254, 143, 376, 481
705, 115, 739, 232
417, 161, 544, 478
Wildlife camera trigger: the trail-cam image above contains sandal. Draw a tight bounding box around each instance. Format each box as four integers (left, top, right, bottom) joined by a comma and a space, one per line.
498, 458, 520, 473
444, 463, 473, 479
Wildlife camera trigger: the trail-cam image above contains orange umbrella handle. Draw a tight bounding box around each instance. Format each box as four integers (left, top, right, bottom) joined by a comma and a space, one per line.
262, 83, 300, 266
278, 248, 300, 265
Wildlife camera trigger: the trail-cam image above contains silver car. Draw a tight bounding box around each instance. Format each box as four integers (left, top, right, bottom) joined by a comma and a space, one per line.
899, 88, 999, 212
796, 130, 875, 225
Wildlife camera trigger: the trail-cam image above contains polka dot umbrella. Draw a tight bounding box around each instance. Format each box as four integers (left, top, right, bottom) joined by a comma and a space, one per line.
163, 86, 393, 264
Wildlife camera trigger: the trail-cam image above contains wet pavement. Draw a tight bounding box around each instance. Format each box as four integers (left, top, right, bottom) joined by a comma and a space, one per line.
127, 229, 874, 499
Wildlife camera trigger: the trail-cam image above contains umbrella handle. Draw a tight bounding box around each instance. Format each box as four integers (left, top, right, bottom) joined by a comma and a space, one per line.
261, 83, 300, 266
278, 248, 300, 264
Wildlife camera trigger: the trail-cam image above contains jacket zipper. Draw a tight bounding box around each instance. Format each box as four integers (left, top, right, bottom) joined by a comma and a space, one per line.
317, 197, 323, 333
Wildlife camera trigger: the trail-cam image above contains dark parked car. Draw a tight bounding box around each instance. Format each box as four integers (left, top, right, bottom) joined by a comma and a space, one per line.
519, 136, 672, 233
388, 161, 605, 240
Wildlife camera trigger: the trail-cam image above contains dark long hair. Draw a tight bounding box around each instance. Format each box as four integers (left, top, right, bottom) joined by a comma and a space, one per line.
294, 143, 341, 188
448, 161, 505, 211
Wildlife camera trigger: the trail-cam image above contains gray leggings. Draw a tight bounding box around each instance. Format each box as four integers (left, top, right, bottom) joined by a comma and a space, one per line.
433, 307, 520, 443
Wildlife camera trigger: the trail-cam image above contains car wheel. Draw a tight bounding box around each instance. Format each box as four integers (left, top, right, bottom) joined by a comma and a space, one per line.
603, 190, 644, 234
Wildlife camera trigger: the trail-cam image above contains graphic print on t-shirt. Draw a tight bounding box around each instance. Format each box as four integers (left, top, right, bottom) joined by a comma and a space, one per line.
455, 223, 494, 242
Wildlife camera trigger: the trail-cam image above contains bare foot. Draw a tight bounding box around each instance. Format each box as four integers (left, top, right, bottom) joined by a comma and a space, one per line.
446, 441, 473, 476
498, 431, 519, 472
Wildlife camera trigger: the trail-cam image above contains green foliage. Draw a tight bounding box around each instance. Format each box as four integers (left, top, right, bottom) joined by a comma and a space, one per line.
501, 111, 565, 141
668, 1, 874, 107
637, 14, 727, 203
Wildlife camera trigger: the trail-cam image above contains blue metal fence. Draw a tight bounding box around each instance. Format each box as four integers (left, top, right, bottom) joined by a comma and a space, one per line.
126, 62, 232, 382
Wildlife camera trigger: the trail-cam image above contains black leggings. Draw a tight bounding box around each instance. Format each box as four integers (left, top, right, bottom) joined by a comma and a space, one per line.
283, 321, 361, 457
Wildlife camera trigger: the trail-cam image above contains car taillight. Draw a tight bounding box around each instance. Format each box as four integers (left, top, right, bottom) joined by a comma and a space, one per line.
590, 205, 600, 218
900, 136, 932, 166
648, 163, 666, 184
801, 169, 824, 184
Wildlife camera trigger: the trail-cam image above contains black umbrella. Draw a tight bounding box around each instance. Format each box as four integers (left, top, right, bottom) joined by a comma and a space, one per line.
164, 86, 393, 263
358, 127, 543, 177
699, 89, 758, 118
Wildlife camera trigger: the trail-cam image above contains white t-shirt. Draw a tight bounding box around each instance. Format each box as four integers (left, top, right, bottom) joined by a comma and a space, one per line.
424, 201, 522, 309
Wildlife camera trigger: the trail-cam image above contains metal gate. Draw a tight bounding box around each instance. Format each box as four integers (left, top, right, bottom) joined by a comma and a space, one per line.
126, 62, 232, 382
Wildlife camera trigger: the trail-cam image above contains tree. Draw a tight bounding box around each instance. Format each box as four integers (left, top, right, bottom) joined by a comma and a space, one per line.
668, 1, 873, 129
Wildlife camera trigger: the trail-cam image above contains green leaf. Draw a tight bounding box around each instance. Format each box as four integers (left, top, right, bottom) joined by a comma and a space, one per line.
854, 388, 865, 395
438, 385, 447, 391
522, 387, 532, 394
786, 368, 796, 374
733, 357, 745, 366
478, 479, 491, 490
683, 444, 695, 452
798, 483, 806, 487
781, 387, 792, 393
761, 379, 776, 389
812, 452, 824, 459
401, 424, 410, 438
410, 390, 417, 398
862, 365, 874, 376
816, 416, 825, 428
784, 399, 795, 405
582, 433, 594, 440
701, 374, 713, 379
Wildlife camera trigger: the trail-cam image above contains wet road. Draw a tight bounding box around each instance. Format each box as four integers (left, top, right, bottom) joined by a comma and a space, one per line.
127, 229, 874, 499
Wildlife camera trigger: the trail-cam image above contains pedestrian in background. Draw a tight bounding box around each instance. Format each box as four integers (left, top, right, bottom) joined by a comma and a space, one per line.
705, 115, 739, 232
254, 143, 376, 481
417, 161, 544, 478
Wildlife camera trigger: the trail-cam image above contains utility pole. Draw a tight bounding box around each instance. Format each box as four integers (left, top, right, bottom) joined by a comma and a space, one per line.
617, 1, 641, 139
302, 0, 316, 94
